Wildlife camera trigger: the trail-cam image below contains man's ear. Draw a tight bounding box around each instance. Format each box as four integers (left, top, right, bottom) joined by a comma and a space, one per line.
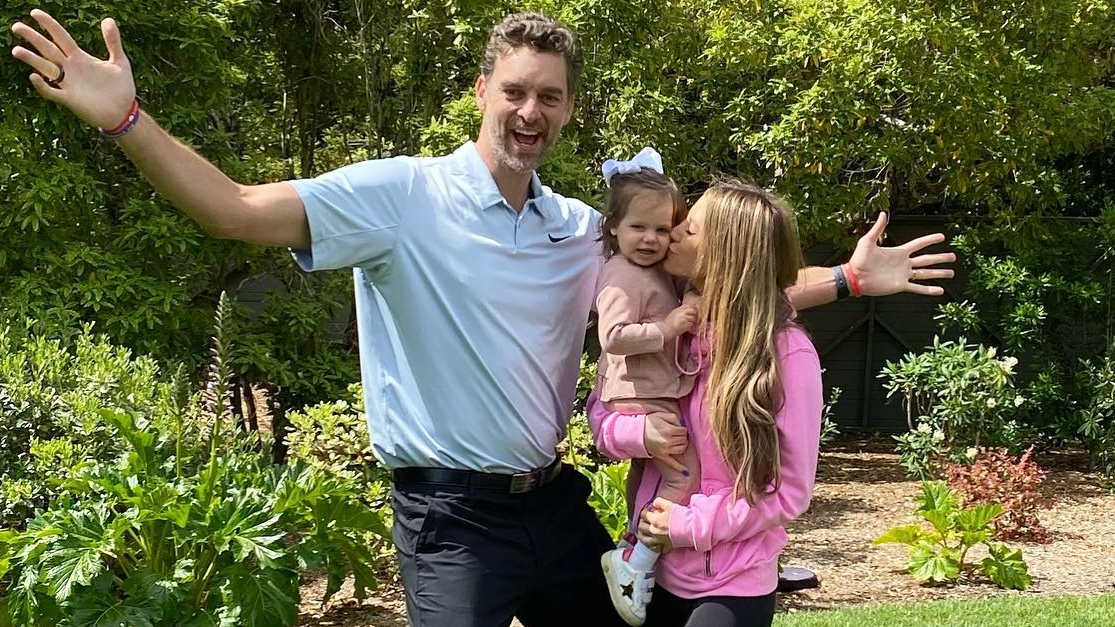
475, 74, 487, 110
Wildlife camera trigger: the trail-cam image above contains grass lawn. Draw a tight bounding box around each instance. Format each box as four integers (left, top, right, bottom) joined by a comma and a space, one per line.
774, 594, 1115, 626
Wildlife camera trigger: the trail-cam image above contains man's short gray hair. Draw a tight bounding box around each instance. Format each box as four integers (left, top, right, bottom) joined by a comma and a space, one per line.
481, 12, 583, 95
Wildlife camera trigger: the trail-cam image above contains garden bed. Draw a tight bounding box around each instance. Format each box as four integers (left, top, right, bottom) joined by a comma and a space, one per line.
296, 436, 1115, 625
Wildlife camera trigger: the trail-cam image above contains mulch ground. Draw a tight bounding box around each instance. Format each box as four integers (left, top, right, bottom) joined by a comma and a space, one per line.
296, 436, 1115, 626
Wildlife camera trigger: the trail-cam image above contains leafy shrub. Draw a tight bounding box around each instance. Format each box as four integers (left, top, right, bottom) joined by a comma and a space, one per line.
945, 447, 1050, 543
0, 411, 387, 627
1074, 356, 1115, 479
0, 297, 388, 626
0, 320, 178, 527
284, 384, 395, 562
286, 383, 379, 487
873, 481, 1031, 590
881, 338, 1030, 478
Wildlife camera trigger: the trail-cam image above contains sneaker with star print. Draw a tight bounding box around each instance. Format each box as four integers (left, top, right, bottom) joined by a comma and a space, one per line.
600, 547, 654, 626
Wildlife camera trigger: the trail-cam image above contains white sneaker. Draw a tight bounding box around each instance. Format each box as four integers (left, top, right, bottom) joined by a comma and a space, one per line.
600, 547, 654, 626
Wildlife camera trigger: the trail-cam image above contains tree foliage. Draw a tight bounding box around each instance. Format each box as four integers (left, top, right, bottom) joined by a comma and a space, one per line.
2, 0, 1113, 417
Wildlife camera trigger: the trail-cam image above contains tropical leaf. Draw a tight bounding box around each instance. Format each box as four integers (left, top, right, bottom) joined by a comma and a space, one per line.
121, 567, 185, 619
916, 481, 958, 515
69, 580, 159, 627
908, 541, 960, 583
221, 564, 299, 627
922, 509, 953, 536
872, 524, 927, 546
980, 543, 1032, 590
956, 503, 1002, 533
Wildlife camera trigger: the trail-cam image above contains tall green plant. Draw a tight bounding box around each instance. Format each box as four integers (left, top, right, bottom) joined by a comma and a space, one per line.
0, 295, 388, 626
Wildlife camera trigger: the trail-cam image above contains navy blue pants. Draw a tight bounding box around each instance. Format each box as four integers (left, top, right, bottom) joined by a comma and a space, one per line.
644, 586, 776, 627
392, 464, 626, 627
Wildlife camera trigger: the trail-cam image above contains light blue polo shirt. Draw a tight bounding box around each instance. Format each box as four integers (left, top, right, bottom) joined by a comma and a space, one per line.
290, 142, 603, 473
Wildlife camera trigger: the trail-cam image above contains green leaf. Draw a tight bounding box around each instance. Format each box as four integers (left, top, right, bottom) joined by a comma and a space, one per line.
121, 567, 184, 618
178, 609, 221, 627
231, 527, 286, 569
917, 481, 958, 515
980, 543, 1032, 590
38, 505, 122, 601
908, 541, 960, 582
957, 503, 1002, 532
99, 409, 156, 474
69, 582, 158, 627
221, 564, 298, 627
922, 509, 953, 536
960, 529, 991, 547
41, 545, 105, 601
872, 524, 927, 546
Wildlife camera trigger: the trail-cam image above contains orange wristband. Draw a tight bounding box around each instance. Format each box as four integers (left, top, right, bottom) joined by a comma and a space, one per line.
842, 263, 862, 298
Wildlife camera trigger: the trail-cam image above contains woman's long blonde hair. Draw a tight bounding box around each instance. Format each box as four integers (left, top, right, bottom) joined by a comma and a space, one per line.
694, 178, 804, 504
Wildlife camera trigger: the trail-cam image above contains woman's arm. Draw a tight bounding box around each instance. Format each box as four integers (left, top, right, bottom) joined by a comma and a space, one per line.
587, 390, 651, 460
662, 346, 823, 552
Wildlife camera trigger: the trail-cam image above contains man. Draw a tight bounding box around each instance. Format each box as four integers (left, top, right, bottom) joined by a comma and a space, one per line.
10, 10, 954, 627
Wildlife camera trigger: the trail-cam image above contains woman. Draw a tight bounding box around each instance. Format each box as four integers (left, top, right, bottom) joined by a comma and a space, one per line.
590, 178, 823, 627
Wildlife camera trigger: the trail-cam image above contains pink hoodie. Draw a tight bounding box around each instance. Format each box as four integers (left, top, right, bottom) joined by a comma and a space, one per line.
588, 326, 822, 599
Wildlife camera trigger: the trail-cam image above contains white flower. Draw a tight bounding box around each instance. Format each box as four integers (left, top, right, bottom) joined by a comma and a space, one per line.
987, 347, 997, 358
932, 430, 945, 443
986, 398, 997, 408
1000, 356, 1018, 374
917, 423, 932, 434
966, 447, 979, 460
1014, 395, 1025, 407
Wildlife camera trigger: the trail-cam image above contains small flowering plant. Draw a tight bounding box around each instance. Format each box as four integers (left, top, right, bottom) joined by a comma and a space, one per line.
882, 337, 1028, 478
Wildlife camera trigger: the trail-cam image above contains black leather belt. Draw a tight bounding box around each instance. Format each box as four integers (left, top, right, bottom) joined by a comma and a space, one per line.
393, 458, 563, 494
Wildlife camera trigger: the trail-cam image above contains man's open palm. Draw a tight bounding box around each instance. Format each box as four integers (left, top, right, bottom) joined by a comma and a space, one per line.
11, 9, 135, 130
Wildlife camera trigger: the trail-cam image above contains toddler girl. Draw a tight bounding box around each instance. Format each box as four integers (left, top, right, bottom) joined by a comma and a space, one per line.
595, 147, 700, 626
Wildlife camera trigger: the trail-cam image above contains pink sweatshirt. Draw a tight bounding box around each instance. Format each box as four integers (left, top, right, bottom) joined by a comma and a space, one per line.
588, 326, 822, 598
596, 256, 694, 403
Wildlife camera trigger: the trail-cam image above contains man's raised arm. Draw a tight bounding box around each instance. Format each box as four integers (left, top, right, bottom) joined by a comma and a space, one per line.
788, 212, 956, 310
11, 9, 309, 249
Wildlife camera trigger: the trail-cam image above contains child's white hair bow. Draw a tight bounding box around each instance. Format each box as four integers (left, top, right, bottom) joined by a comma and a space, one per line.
602, 146, 664, 185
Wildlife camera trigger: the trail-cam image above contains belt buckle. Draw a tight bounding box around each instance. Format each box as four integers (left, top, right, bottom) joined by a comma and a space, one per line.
509, 469, 540, 494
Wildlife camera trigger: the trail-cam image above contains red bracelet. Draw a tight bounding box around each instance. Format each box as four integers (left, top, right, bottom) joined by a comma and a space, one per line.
99, 98, 141, 138
842, 263, 863, 298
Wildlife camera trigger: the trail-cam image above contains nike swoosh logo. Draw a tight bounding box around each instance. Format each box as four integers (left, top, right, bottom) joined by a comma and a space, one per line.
548, 234, 572, 243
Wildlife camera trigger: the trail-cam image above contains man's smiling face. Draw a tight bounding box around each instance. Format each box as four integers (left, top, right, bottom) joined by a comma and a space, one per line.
475, 46, 575, 173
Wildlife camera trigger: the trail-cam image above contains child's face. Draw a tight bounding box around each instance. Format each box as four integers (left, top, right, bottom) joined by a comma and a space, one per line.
610, 192, 675, 267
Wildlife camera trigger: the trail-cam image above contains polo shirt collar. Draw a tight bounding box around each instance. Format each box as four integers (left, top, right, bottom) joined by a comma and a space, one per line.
454, 141, 551, 219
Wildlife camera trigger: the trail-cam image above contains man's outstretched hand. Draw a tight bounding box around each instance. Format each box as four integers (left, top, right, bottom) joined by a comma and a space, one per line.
850, 212, 956, 297
11, 9, 136, 130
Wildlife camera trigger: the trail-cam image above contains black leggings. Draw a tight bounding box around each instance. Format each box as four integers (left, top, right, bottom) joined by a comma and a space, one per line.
643, 586, 776, 627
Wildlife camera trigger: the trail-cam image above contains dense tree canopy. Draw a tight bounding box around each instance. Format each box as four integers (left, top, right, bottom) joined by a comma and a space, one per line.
1, 0, 1113, 413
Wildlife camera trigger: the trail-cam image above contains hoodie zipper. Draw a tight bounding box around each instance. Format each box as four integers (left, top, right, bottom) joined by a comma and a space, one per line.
705, 551, 712, 577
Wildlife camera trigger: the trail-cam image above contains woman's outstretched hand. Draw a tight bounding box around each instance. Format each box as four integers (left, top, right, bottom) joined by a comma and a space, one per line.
850, 212, 956, 297
11, 9, 136, 130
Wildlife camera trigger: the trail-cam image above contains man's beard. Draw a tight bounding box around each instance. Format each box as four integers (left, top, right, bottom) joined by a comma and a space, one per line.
488, 121, 555, 173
